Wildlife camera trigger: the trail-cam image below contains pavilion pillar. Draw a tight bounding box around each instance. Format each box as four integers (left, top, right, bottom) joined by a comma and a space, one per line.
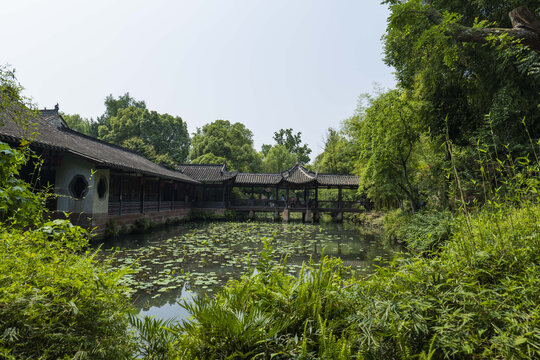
304, 209, 312, 223
286, 189, 289, 208
172, 182, 176, 210
336, 186, 343, 222
222, 184, 227, 208
158, 179, 161, 212
119, 175, 123, 215
140, 176, 145, 214
313, 186, 319, 223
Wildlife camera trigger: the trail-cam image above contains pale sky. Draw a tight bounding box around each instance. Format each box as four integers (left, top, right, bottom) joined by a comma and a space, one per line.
2, 0, 395, 158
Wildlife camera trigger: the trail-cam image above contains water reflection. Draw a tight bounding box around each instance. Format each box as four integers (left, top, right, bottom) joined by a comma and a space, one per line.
95, 221, 401, 320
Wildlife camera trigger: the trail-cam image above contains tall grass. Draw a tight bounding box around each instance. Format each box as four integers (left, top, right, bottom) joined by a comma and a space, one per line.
157, 142, 540, 359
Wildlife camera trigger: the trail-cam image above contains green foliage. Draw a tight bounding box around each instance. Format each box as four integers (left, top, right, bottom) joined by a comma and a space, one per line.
353, 90, 439, 212
98, 105, 189, 164
383, 0, 540, 148
261, 144, 296, 173
130, 315, 180, 360
0, 220, 135, 359
271, 128, 312, 164
92, 92, 147, 137
190, 120, 261, 172
313, 127, 356, 174
384, 208, 453, 252
61, 113, 93, 135
178, 251, 357, 359
0, 142, 47, 227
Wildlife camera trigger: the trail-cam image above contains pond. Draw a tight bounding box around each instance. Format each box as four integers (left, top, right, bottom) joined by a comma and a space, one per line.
95, 221, 401, 320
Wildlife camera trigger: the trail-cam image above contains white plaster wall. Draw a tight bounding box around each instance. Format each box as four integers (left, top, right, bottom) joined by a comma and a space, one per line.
92, 169, 110, 214
54, 154, 96, 214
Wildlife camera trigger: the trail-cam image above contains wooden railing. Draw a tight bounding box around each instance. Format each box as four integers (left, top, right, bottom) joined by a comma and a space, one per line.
108, 200, 192, 216
228, 199, 365, 211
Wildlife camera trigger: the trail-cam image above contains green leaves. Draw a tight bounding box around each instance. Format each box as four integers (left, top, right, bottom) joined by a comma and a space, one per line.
190, 120, 261, 172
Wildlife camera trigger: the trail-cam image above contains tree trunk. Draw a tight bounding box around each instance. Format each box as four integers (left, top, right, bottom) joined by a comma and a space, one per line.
426, 6, 540, 53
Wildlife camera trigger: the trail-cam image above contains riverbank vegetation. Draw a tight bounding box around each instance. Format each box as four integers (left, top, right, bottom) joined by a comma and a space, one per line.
1, 0, 539, 359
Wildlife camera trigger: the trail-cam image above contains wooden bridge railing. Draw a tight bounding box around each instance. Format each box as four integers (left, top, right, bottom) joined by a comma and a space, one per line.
108, 200, 192, 216
228, 199, 366, 211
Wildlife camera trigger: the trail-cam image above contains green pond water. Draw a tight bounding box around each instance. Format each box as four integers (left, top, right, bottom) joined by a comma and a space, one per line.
96, 221, 401, 320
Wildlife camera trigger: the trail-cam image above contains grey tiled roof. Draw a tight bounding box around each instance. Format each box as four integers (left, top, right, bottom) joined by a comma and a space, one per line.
235, 164, 360, 187
317, 174, 360, 187
0, 108, 200, 184
177, 163, 237, 183
235, 172, 282, 185
281, 164, 317, 184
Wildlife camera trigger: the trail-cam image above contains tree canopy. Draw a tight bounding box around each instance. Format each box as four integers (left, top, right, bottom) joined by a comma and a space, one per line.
97, 106, 190, 165
313, 127, 356, 175
190, 120, 261, 172
383, 0, 540, 149
261, 144, 297, 173
62, 93, 190, 167
271, 128, 312, 164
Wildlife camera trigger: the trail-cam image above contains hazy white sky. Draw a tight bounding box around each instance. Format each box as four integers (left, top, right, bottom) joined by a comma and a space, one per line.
2, 0, 395, 157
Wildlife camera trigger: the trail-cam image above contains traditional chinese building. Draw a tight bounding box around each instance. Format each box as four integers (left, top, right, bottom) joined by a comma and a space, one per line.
0, 105, 366, 235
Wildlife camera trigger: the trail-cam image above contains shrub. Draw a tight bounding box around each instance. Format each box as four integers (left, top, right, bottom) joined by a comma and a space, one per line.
0, 220, 135, 359
104, 218, 120, 238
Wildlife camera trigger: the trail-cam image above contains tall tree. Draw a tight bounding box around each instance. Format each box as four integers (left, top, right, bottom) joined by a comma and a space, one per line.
261, 144, 296, 173
90, 92, 146, 137
313, 127, 356, 174
97, 106, 190, 164
190, 120, 261, 172
383, 0, 540, 150
60, 113, 93, 135
354, 90, 427, 213
271, 128, 312, 164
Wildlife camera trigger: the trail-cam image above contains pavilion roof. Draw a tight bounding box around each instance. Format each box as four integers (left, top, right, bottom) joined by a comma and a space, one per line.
234, 164, 360, 188
177, 163, 237, 183
0, 106, 200, 184
235, 172, 282, 185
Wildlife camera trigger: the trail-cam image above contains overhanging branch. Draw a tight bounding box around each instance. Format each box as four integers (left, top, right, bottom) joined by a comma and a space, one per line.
426, 6, 540, 53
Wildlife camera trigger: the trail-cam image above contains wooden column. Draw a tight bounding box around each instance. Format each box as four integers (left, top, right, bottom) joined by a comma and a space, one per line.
140, 176, 145, 214
314, 186, 319, 223
222, 184, 227, 208
337, 186, 343, 222
172, 182, 176, 210
119, 175, 123, 215
158, 179, 161, 212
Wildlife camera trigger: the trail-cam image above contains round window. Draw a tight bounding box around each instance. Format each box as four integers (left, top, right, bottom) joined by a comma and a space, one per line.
97, 176, 107, 199
69, 175, 88, 199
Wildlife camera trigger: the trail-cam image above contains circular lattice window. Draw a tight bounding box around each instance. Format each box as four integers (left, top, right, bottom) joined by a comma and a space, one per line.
69, 175, 88, 199
97, 176, 108, 199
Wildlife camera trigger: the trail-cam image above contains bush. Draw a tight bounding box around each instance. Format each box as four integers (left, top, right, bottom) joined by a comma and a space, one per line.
404, 210, 453, 252
104, 218, 120, 238
178, 243, 357, 359
0, 220, 135, 359
383, 208, 410, 241
383, 209, 453, 252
